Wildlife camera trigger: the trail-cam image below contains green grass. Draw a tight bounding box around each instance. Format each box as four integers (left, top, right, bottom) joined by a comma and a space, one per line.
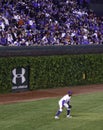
0, 92, 103, 130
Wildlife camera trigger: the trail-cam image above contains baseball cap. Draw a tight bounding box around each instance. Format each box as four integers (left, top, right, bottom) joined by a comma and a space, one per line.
68, 91, 72, 95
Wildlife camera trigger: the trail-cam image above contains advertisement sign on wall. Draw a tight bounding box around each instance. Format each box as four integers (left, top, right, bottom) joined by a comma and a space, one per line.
11, 66, 30, 92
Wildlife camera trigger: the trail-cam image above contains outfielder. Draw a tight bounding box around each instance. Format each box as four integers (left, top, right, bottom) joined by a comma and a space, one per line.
55, 91, 72, 119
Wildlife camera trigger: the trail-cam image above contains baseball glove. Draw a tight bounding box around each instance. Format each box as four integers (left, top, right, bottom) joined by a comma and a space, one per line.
69, 105, 72, 108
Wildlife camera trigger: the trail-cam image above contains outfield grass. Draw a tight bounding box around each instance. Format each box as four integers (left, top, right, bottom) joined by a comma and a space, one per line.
0, 92, 103, 130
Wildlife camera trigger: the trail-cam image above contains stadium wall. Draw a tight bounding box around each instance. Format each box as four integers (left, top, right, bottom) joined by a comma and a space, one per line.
1, 45, 103, 57
0, 45, 103, 93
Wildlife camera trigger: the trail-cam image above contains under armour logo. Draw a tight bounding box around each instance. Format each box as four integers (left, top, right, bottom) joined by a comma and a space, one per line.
12, 68, 26, 84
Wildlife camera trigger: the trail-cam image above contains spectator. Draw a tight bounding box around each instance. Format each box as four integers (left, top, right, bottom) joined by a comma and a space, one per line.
0, 0, 102, 46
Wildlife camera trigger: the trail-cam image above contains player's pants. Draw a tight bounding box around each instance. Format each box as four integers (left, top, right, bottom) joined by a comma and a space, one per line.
58, 100, 70, 112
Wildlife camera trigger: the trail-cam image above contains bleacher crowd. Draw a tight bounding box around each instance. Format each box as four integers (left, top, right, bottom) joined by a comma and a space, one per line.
0, 0, 103, 46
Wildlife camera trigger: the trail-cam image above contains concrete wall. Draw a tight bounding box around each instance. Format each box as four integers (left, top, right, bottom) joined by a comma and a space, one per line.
0, 45, 103, 57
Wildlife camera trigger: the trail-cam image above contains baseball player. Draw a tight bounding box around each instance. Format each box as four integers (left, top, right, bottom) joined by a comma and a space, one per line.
55, 91, 72, 119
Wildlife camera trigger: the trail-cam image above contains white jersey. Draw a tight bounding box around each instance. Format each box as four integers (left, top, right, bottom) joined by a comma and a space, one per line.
59, 94, 71, 104
58, 94, 71, 111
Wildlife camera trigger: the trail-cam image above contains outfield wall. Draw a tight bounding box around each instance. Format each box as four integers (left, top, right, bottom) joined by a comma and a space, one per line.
0, 45, 103, 93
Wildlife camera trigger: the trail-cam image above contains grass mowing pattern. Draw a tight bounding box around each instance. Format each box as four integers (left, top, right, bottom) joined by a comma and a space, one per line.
0, 92, 103, 130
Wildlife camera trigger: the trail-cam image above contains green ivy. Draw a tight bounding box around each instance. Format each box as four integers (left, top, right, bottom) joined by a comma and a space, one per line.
0, 54, 103, 93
